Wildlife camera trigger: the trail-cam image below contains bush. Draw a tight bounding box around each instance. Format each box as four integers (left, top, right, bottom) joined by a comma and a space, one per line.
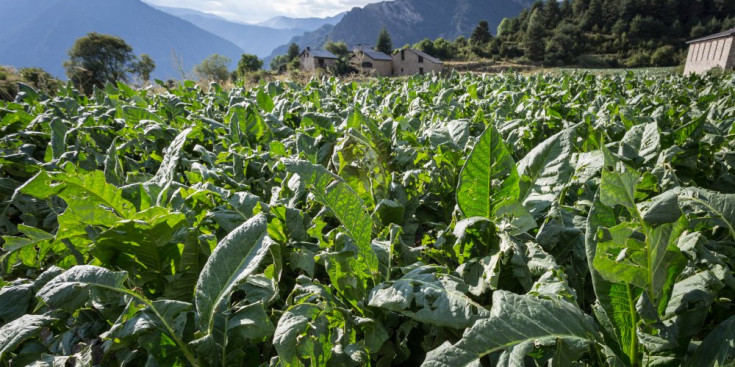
0, 66, 19, 101
0, 66, 59, 101
625, 51, 652, 67
19, 68, 59, 95
194, 54, 231, 82
651, 45, 678, 67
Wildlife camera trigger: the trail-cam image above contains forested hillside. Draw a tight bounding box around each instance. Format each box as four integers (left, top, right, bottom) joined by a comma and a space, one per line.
413, 0, 735, 67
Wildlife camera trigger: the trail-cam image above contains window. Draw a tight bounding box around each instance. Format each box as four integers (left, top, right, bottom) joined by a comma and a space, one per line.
401, 50, 405, 61
362, 61, 373, 68
318, 58, 325, 67
418, 56, 424, 63
419, 67, 424, 74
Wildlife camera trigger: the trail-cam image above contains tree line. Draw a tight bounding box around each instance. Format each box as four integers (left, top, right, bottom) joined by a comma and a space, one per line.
411, 0, 735, 67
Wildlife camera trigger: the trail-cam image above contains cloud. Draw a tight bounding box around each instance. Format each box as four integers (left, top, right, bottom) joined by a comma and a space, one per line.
143, 0, 373, 23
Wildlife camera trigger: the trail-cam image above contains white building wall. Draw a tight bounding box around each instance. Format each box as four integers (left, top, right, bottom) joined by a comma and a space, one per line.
684, 36, 734, 74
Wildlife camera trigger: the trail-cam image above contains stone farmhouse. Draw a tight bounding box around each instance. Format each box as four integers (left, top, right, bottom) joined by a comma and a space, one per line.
299, 47, 338, 71
352, 47, 393, 77
393, 48, 443, 76
684, 27, 735, 75
299, 45, 443, 76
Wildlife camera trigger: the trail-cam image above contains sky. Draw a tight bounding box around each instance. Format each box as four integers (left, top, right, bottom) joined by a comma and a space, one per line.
142, 0, 375, 23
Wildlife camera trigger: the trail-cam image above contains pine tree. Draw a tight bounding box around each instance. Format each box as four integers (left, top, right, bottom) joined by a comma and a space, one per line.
287, 43, 300, 60
543, 0, 561, 29
582, 0, 603, 30
470, 21, 492, 45
375, 27, 393, 54
524, 9, 545, 61
560, 0, 573, 18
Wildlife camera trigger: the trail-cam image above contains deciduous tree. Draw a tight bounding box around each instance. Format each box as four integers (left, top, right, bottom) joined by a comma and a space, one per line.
64, 32, 135, 93
194, 54, 231, 82
132, 54, 156, 83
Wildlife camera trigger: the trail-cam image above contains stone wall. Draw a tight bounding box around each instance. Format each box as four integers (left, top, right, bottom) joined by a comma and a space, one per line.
352, 54, 393, 76
684, 37, 734, 74
300, 53, 336, 71
392, 49, 442, 76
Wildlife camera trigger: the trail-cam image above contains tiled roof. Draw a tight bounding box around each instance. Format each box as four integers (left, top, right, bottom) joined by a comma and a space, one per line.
687, 28, 735, 44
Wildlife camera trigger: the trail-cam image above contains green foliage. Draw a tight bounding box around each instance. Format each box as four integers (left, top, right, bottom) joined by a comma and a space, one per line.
470, 20, 492, 45
287, 43, 300, 60
324, 41, 355, 76
271, 44, 301, 72
235, 54, 264, 78
420, 0, 735, 66
64, 32, 135, 94
375, 26, 393, 55
524, 9, 546, 62
132, 54, 156, 83
0, 71, 734, 366
194, 54, 231, 82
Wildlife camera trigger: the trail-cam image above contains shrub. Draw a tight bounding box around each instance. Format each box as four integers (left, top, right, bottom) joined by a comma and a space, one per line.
651, 45, 678, 67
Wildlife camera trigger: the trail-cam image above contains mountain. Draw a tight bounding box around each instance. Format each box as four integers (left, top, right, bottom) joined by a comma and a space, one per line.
257, 14, 345, 30
153, 6, 308, 58
153, 5, 227, 21
267, 0, 533, 61
0, 0, 244, 80
154, 6, 346, 58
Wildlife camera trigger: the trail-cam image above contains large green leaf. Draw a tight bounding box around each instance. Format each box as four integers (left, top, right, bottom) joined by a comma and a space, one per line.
195, 213, 273, 333
122, 106, 164, 124
283, 159, 377, 277
91, 207, 187, 284
685, 315, 735, 367
367, 266, 490, 329
0, 314, 55, 360
679, 188, 735, 242
586, 194, 636, 364
17, 169, 135, 240
36, 265, 128, 311
273, 303, 361, 366
618, 122, 660, 166
150, 127, 192, 187
517, 126, 575, 218
457, 125, 520, 219
600, 169, 640, 212
1, 224, 54, 272
421, 291, 599, 367
593, 217, 687, 308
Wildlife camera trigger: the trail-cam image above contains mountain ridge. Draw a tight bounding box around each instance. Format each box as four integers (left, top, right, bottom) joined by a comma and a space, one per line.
153, 6, 344, 58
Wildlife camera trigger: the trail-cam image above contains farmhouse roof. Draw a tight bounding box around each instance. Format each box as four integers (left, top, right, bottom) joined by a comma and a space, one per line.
301, 48, 338, 59
404, 48, 442, 64
686, 27, 735, 44
360, 49, 393, 61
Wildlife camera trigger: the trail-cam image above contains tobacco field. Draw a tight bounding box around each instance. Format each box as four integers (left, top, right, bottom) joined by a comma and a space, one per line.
1, 72, 734, 366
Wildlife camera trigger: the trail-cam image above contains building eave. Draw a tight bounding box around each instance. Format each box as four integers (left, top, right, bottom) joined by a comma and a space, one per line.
686, 28, 735, 44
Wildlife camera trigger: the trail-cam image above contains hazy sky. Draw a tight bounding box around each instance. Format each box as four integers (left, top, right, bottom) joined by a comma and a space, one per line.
142, 0, 375, 23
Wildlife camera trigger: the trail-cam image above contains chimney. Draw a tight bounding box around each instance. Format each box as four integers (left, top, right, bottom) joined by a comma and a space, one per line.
306, 47, 311, 52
